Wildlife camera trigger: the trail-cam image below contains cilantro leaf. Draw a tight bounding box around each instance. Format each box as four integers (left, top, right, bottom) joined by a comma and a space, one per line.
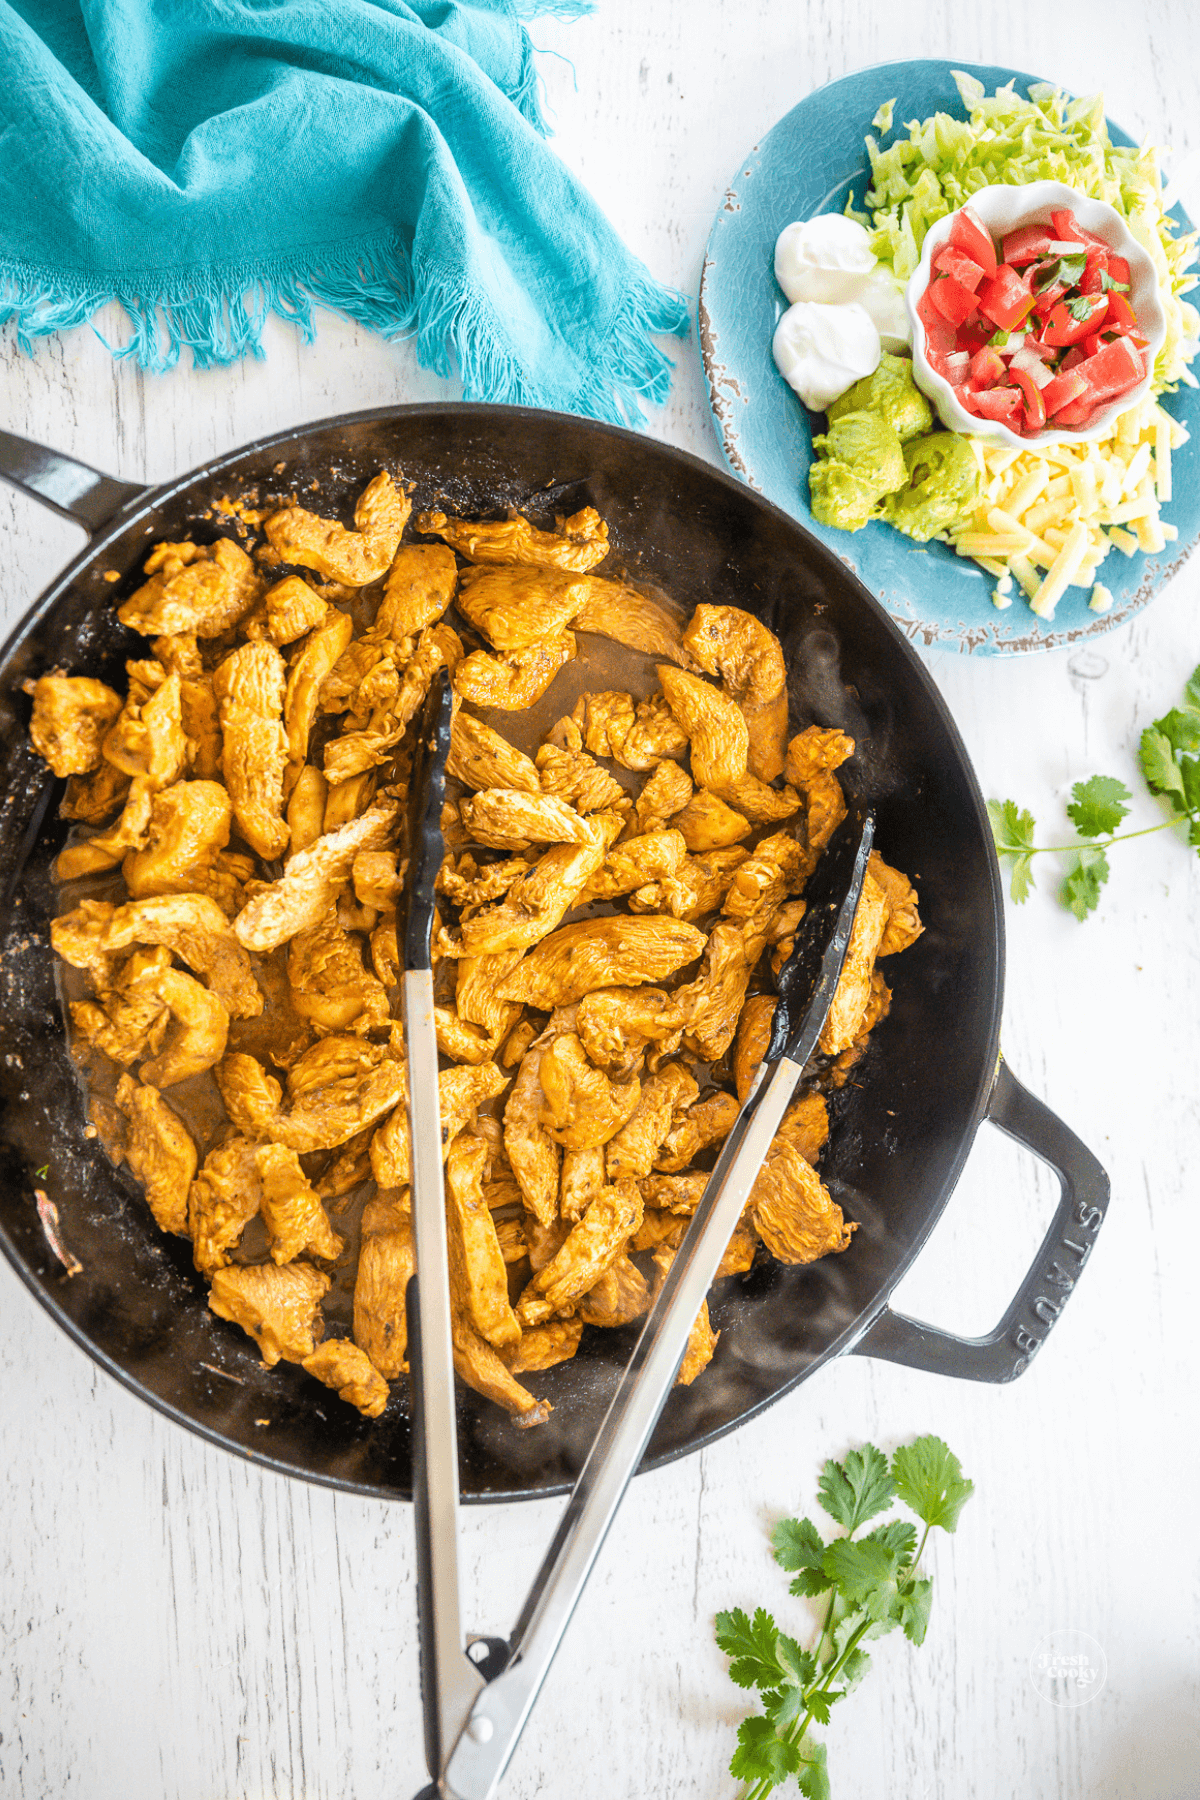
805, 1688, 836, 1726
729, 1714, 801, 1787
1184, 662, 1200, 713
1031, 252, 1085, 294
1061, 844, 1110, 920
715, 1607, 781, 1691
798, 1741, 831, 1800
863, 1518, 918, 1564
1180, 757, 1200, 818
775, 1632, 817, 1691
821, 1537, 900, 1604
1007, 852, 1035, 904
1066, 774, 1131, 838
1099, 268, 1130, 293
837, 1645, 873, 1692
1153, 706, 1200, 756
988, 797, 1036, 854
1139, 726, 1186, 806
773, 1516, 830, 1597
816, 1444, 896, 1532
891, 1436, 975, 1532
898, 1578, 934, 1647
767, 1680, 809, 1732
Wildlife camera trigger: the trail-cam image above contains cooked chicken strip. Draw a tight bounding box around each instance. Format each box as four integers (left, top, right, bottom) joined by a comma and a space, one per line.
256, 1142, 344, 1265
503, 1009, 576, 1226
263, 471, 410, 586
62, 893, 262, 1018
69, 946, 172, 1069
503, 1318, 585, 1373
654, 1091, 740, 1173
630, 847, 751, 923
417, 505, 609, 572
445, 1134, 521, 1351
459, 789, 594, 851
373, 544, 459, 639
188, 1137, 263, 1276
138, 967, 230, 1088
570, 586, 692, 665
535, 721, 629, 815
574, 985, 688, 1077
287, 911, 390, 1036
575, 1254, 651, 1328
234, 799, 399, 953
580, 829, 687, 902
354, 1190, 414, 1378
217, 1049, 407, 1153
122, 780, 233, 903
447, 711, 541, 794
571, 690, 689, 770
208, 1261, 329, 1366
29, 676, 123, 776
451, 1311, 552, 1427
498, 915, 707, 1009
630, 759, 693, 836
456, 566, 603, 652
750, 1140, 853, 1264
537, 1032, 642, 1149
457, 811, 624, 957
722, 832, 807, 924
247, 576, 329, 646
605, 1062, 699, 1180
61, 759, 131, 826
453, 634, 577, 710
560, 1144, 607, 1223
786, 726, 855, 866
670, 790, 751, 852
283, 608, 354, 789
120, 537, 262, 638
302, 1339, 389, 1417
103, 669, 188, 791
733, 995, 778, 1102
675, 920, 763, 1062
867, 852, 923, 956
114, 1074, 197, 1235
818, 872, 890, 1057
516, 1181, 643, 1327
682, 605, 789, 783
212, 641, 289, 859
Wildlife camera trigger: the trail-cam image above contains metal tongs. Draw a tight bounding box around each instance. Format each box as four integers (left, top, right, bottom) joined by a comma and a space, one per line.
402, 672, 874, 1800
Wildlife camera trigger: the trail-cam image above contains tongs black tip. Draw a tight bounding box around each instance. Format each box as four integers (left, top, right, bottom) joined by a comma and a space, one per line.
766, 802, 875, 1066
403, 670, 454, 974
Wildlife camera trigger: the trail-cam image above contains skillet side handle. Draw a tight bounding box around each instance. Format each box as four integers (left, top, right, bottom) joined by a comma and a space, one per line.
0, 429, 147, 532
852, 1057, 1110, 1384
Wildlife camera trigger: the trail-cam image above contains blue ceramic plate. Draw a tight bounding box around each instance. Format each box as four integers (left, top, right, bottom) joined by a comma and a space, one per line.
698, 59, 1199, 654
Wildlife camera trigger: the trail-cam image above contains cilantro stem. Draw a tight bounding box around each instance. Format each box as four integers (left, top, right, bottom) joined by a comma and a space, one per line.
1020, 811, 1199, 856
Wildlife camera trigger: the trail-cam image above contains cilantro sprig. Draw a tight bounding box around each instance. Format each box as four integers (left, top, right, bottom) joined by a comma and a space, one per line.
1031, 251, 1086, 295
716, 1437, 973, 1799
989, 662, 1200, 920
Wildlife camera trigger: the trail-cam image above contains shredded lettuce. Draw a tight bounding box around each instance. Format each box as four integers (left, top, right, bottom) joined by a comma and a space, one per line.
850, 73, 1199, 394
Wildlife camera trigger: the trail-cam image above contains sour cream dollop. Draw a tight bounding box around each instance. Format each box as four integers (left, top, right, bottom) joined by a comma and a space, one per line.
772, 301, 881, 411
774, 215, 877, 305
853, 267, 912, 353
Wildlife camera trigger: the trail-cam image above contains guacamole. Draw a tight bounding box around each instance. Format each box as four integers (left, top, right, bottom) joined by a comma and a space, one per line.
827, 351, 933, 444
809, 408, 907, 533
883, 432, 982, 543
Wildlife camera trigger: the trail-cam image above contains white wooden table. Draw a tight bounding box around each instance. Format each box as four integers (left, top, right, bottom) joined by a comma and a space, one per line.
3, 5, 1199, 1796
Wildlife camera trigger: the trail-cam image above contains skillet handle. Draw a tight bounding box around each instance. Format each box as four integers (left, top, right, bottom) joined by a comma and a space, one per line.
851, 1057, 1109, 1383
0, 428, 147, 532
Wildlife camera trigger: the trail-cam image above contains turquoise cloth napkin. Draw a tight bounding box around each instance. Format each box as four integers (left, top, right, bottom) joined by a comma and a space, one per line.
0, 0, 688, 422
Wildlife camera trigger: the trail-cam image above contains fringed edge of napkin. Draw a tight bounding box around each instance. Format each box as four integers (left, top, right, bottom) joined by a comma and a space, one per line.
0, 234, 690, 428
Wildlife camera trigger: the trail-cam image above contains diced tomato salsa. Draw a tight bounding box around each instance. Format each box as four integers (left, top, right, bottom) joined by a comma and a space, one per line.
920, 203, 1147, 436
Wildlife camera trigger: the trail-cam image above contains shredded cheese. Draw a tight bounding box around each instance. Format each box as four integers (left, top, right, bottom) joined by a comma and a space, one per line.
944, 395, 1190, 612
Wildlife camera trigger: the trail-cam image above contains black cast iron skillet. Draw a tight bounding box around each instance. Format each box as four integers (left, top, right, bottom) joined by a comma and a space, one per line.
0, 405, 1109, 1503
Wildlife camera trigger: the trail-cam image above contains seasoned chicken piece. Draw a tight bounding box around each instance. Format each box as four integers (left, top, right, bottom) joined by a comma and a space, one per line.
605, 1062, 699, 1180
498, 916, 707, 1009
459, 789, 593, 852
318, 1126, 374, 1199
576, 1254, 650, 1328
503, 1009, 577, 1226
323, 770, 377, 831
447, 711, 540, 795
722, 832, 806, 924
668, 790, 751, 852
245, 575, 329, 646
369, 1094, 411, 1190
786, 725, 854, 865
211, 641, 288, 859
775, 1091, 830, 1167
218, 1048, 407, 1153
440, 1062, 510, 1153
445, 1135, 521, 1350
263, 471, 410, 586
30, 676, 123, 776
354, 1191, 414, 1378
370, 910, 400, 987
120, 537, 262, 638
372, 544, 459, 639
630, 759, 693, 836
453, 634, 577, 710
631, 847, 751, 923
122, 779, 232, 901
435, 1007, 511, 1065
656, 664, 749, 788
676, 919, 766, 1062
451, 1311, 552, 1427
655, 1090, 740, 1172
503, 1317, 584, 1373
139, 966, 230, 1088
676, 1298, 720, 1386
580, 829, 687, 902
715, 1222, 759, 1279
286, 1034, 385, 1097
69, 946, 172, 1068
234, 799, 399, 953
287, 911, 390, 1036
827, 970, 892, 1089
255, 1141, 344, 1265
750, 1140, 853, 1264
456, 566, 604, 652
560, 1145, 607, 1223
417, 504, 609, 572
324, 623, 463, 784
283, 608, 354, 787
682, 606, 789, 783
114, 1074, 197, 1235
50, 898, 123, 988
61, 759, 131, 826
456, 950, 526, 1042
768, 899, 808, 975
54, 777, 155, 881
439, 854, 530, 914
715, 771, 802, 826
516, 1181, 643, 1327
208, 1261, 330, 1366
103, 669, 188, 790
570, 585, 692, 665
819, 872, 890, 1057
458, 812, 623, 957
639, 1172, 708, 1213
301, 1339, 389, 1417
537, 1033, 642, 1150
535, 726, 629, 815
150, 636, 223, 779
77, 893, 263, 1018
352, 850, 403, 913
867, 852, 923, 956
733, 995, 778, 1102
188, 1136, 263, 1275
570, 691, 689, 771
631, 1210, 686, 1254
501, 1017, 538, 1068
574, 986, 688, 1077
